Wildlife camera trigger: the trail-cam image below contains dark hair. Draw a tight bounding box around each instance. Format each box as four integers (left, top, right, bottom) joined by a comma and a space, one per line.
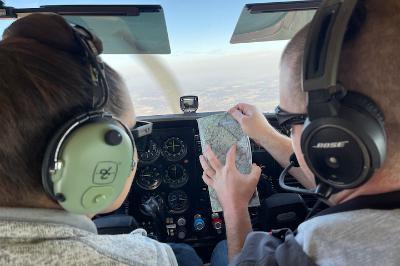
0, 14, 130, 206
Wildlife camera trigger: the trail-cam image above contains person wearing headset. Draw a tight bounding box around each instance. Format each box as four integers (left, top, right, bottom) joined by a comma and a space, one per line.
0, 13, 204, 266
202, 0, 400, 265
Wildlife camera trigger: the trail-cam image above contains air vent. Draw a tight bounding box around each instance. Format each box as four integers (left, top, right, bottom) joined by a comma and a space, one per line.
194, 134, 202, 154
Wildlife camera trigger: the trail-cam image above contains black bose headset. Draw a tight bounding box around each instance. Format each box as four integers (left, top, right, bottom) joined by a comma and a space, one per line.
41, 24, 137, 215
280, 0, 387, 198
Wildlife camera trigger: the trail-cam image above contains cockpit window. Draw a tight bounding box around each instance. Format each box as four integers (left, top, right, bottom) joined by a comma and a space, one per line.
1, 0, 289, 115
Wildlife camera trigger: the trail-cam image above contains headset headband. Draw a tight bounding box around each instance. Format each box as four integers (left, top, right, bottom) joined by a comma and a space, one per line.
303, 0, 358, 91
73, 25, 109, 110
303, 0, 358, 119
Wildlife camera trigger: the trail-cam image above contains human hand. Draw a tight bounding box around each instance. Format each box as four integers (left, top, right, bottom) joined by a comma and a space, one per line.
228, 103, 274, 144
199, 144, 261, 213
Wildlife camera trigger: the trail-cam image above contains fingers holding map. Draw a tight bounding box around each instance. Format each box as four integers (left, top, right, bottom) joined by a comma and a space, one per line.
197, 112, 260, 212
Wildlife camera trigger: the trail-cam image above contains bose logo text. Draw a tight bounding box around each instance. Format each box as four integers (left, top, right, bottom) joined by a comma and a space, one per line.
312, 141, 349, 149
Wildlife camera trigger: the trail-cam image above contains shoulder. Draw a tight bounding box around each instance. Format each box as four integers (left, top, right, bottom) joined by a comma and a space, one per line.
81, 229, 177, 266
296, 209, 400, 266
297, 208, 400, 239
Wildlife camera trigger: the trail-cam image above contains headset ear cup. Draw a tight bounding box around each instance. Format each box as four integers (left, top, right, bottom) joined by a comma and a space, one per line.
342, 91, 385, 125
42, 112, 135, 215
301, 91, 387, 189
42, 114, 88, 200
341, 91, 387, 169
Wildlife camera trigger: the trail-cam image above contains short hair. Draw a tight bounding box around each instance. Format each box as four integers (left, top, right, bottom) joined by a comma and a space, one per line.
0, 14, 131, 206
280, 0, 400, 177
279, 26, 308, 113
279, 0, 367, 113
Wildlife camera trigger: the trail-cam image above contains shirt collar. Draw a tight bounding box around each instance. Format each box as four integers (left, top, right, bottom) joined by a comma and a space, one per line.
0, 207, 97, 234
313, 190, 400, 218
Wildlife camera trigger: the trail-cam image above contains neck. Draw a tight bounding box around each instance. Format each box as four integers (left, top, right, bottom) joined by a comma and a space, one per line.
330, 168, 400, 205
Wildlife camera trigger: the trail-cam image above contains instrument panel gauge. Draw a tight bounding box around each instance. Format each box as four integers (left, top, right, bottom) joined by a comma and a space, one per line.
168, 190, 189, 214
136, 166, 162, 190
162, 137, 187, 161
140, 192, 163, 216
138, 139, 161, 164
140, 192, 156, 205
164, 164, 188, 188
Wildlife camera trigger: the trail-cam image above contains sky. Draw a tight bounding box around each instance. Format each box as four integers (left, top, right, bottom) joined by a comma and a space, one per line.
1, 0, 289, 115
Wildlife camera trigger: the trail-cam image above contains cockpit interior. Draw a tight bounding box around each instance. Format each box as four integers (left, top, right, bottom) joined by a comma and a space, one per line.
97, 112, 319, 261
0, 1, 327, 263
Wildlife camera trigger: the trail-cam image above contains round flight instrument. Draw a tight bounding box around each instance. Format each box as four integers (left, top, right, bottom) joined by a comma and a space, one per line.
164, 164, 188, 188
168, 190, 189, 213
138, 139, 161, 164
140, 192, 163, 215
162, 137, 187, 161
136, 166, 162, 190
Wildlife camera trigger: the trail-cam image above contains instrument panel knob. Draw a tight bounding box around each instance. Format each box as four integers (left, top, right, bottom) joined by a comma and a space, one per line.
177, 228, 187, 239
177, 217, 186, 227
211, 213, 223, 230
193, 214, 205, 231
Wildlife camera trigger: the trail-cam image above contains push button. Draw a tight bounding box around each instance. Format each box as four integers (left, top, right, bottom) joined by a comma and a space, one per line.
82, 186, 114, 209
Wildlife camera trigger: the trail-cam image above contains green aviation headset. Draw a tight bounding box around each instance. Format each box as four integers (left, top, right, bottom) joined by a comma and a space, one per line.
301, 0, 387, 192
41, 25, 136, 215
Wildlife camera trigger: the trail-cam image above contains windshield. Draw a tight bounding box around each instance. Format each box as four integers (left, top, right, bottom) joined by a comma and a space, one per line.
1, 0, 288, 116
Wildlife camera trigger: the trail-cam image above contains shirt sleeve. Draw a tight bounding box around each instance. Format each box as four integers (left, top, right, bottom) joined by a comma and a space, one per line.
229, 230, 317, 266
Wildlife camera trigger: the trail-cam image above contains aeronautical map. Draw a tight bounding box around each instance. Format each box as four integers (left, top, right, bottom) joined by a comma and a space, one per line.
197, 113, 260, 212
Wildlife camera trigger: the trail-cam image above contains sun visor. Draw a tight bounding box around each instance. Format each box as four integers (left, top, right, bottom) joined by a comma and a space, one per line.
1, 5, 171, 54
231, 1, 320, 44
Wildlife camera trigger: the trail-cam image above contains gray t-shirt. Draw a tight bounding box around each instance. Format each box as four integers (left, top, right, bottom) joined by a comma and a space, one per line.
296, 208, 400, 265
0, 208, 178, 266
231, 192, 400, 266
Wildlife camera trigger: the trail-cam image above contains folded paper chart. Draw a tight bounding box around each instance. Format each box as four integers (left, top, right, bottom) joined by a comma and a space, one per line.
197, 113, 260, 212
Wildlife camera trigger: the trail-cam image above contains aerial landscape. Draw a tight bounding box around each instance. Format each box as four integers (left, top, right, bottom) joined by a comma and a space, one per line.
105, 47, 284, 116
1, 1, 288, 116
